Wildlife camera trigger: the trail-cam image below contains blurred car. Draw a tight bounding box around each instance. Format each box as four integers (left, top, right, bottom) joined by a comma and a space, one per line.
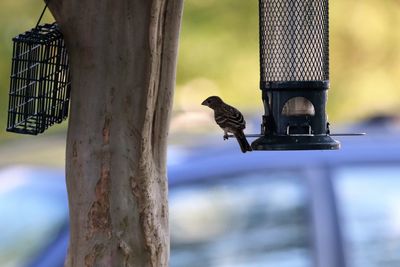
1, 119, 400, 267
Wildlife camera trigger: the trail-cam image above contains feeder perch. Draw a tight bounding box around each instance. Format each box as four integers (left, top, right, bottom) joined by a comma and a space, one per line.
7, 23, 71, 135
251, 0, 340, 150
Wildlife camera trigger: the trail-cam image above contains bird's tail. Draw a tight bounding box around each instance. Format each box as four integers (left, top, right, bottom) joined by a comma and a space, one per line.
234, 131, 252, 153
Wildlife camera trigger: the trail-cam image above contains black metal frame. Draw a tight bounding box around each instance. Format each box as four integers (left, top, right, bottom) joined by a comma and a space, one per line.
7, 23, 71, 135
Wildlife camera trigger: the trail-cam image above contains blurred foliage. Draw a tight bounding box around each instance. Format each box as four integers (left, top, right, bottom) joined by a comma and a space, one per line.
0, 0, 400, 139
176, 0, 400, 123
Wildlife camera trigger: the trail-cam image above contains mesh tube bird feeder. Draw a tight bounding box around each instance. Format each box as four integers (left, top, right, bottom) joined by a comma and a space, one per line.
251, 0, 340, 150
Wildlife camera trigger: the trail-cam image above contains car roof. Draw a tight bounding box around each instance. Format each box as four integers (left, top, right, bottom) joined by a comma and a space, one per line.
168, 133, 400, 185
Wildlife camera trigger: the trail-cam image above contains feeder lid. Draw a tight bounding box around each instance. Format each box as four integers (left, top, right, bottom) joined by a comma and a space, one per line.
13, 23, 62, 45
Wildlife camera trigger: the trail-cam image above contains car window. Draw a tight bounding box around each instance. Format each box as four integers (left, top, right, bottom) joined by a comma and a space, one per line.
0, 167, 68, 267
170, 171, 313, 267
334, 166, 400, 267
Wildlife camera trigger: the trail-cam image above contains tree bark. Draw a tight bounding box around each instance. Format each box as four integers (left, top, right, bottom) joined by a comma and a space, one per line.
47, 1, 184, 266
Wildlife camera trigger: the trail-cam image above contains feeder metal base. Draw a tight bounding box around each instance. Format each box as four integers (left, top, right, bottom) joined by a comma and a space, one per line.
251, 134, 340, 151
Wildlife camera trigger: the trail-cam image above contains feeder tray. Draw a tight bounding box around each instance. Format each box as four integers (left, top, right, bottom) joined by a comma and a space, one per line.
7, 23, 71, 135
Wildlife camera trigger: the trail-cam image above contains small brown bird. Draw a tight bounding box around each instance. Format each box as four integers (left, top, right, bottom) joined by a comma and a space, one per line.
202, 96, 252, 153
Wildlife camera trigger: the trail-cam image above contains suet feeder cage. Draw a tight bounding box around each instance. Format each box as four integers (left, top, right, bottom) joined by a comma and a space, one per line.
6, 22, 71, 135
251, 0, 340, 150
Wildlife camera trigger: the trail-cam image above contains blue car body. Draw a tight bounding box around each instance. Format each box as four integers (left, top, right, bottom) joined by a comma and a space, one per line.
1, 129, 400, 267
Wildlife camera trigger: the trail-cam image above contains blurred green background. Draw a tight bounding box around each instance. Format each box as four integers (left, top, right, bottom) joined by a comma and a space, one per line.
0, 0, 399, 142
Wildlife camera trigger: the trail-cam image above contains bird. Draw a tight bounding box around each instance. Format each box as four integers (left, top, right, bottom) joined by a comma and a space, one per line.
202, 96, 252, 153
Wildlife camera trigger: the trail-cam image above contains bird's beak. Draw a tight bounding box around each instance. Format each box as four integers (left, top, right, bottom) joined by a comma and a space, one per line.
201, 100, 208, 106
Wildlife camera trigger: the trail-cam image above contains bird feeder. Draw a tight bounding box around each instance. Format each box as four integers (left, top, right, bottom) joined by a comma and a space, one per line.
251, 0, 340, 150
6, 23, 71, 135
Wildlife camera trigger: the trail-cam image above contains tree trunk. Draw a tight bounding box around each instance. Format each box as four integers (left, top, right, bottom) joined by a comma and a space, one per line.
47, 1, 184, 266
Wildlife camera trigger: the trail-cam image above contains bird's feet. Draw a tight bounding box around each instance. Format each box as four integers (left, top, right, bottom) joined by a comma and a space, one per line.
223, 134, 229, 140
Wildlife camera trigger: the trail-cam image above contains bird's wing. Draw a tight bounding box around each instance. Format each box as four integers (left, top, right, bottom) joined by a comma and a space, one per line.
215, 104, 246, 130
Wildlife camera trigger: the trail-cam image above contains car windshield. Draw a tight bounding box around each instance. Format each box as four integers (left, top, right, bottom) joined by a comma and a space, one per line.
334, 165, 400, 267
169, 171, 313, 267
0, 167, 68, 267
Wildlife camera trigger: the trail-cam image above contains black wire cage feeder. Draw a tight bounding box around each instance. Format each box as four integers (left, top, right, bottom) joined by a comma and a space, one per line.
251, 0, 340, 150
6, 21, 71, 135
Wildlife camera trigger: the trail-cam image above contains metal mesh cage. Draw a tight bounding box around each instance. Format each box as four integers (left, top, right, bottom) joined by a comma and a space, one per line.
7, 23, 71, 135
259, 0, 329, 85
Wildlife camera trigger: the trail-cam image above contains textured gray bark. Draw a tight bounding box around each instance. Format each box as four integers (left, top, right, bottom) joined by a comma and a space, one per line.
47, 1, 184, 266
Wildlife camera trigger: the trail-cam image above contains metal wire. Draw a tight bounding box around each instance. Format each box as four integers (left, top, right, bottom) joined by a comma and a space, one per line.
36, 0, 50, 28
